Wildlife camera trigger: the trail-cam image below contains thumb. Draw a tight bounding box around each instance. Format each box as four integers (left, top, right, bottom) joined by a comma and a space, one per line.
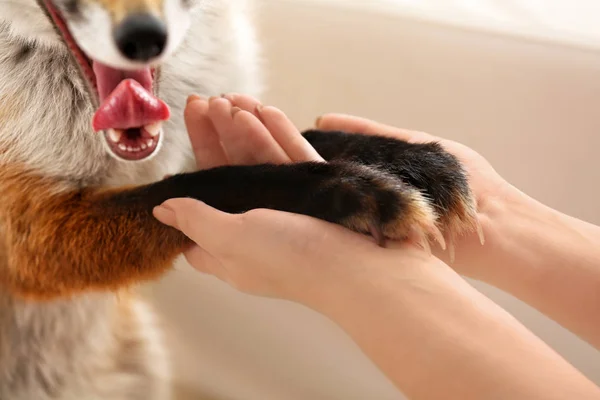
316, 113, 383, 134
153, 198, 233, 250
316, 113, 433, 143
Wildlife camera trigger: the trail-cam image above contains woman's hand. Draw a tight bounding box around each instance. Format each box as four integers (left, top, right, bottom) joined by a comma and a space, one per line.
183, 93, 323, 168
163, 94, 517, 288
154, 101, 600, 398
316, 113, 600, 350
155, 93, 411, 300
154, 197, 431, 302
152, 96, 600, 398
315, 113, 523, 278
315, 114, 511, 207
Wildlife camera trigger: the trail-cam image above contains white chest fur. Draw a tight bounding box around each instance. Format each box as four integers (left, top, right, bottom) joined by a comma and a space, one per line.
0, 0, 262, 398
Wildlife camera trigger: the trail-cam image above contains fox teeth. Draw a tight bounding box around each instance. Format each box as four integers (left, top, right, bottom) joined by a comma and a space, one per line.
108, 129, 123, 143
144, 122, 162, 137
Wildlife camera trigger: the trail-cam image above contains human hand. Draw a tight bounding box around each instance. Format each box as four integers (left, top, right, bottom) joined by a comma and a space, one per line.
155, 94, 434, 299
183, 93, 323, 168
160, 94, 516, 289
154, 198, 433, 301
315, 114, 524, 278
154, 94, 426, 302
156, 98, 600, 385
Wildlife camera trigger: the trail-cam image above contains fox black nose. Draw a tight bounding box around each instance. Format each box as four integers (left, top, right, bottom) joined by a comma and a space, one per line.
114, 14, 168, 62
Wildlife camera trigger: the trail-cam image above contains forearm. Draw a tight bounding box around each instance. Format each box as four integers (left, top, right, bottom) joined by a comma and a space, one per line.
473, 189, 600, 349
304, 256, 600, 400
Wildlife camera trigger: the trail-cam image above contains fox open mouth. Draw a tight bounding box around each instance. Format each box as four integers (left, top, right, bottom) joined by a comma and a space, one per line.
40, 0, 171, 162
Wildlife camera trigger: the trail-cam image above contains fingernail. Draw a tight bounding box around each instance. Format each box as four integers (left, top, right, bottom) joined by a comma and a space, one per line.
315, 116, 322, 127
221, 93, 235, 102
208, 96, 219, 103
153, 205, 179, 229
231, 106, 242, 117
187, 94, 205, 105
254, 104, 265, 124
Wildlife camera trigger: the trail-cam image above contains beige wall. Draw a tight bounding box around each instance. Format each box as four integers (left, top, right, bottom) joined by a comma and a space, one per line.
152, 1, 600, 398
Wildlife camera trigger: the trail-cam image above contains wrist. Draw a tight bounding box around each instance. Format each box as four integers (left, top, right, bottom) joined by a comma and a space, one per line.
296, 247, 448, 318
468, 185, 600, 347
467, 186, 548, 282
474, 185, 595, 282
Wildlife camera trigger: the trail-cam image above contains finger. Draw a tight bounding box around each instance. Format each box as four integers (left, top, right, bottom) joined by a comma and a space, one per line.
156, 198, 237, 253
183, 245, 222, 276
316, 113, 434, 143
205, 97, 237, 163
258, 106, 324, 162
153, 205, 179, 229
222, 93, 262, 117
207, 97, 287, 165
230, 109, 291, 164
184, 95, 228, 169
206, 96, 234, 145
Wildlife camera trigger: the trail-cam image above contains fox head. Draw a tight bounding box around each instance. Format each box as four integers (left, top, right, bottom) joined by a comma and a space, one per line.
0, 0, 261, 168
0, 0, 201, 162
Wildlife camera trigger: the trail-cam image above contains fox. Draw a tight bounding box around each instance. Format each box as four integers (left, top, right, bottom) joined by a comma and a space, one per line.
0, 0, 482, 399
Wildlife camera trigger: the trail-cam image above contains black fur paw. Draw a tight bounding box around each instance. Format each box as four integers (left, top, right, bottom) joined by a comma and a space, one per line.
304, 130, 483, 253
383, 140, 482, 249
312, 162, 446, 249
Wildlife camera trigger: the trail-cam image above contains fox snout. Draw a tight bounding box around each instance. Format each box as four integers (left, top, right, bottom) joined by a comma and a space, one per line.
60, 0, 192, 69
114, 13, 167, 62
96, 0, 167, 62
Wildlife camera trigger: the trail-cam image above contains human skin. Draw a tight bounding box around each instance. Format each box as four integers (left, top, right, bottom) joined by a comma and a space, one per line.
153, 94, 600, 399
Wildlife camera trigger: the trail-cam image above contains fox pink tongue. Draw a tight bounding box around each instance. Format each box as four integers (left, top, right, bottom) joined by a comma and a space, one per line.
91, 64, 170, 132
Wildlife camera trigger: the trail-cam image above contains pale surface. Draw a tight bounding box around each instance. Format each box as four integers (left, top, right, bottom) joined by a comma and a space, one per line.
314, 0, 600, 50
148, 1, 600, 398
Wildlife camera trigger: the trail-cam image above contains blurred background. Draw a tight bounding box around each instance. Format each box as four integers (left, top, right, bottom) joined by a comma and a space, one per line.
146, 0, 600, 398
